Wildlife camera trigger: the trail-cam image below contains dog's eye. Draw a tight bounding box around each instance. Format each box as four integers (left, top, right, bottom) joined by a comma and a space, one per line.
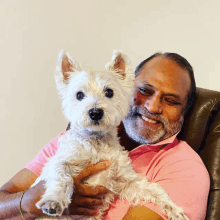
105, 88, 113, 98
76, 91, 85, 101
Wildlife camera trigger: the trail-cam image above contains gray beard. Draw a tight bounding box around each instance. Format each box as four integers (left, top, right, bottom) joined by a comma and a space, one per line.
123, 106, 184, 145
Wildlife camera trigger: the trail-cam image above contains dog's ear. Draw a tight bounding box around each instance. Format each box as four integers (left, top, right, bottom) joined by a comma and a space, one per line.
55, 50, 81, 83
55, 50, 81, 99
105, 50, 131, 80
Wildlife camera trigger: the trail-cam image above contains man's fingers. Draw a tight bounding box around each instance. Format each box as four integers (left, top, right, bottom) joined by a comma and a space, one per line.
77, 184, 110, 196
69, 161, 111, 217
73, 196, 103, 207
74, 161, 111, 182
63, 206, 98, 216
70, 207, 98, 216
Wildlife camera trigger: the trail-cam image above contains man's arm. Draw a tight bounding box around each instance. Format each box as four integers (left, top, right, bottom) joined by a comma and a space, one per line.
0, 168, 44, 219
0, 161, 111, 219
122, 206, 164, 220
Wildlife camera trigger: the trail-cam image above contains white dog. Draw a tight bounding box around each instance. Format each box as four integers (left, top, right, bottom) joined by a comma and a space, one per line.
32, 50, 189, 220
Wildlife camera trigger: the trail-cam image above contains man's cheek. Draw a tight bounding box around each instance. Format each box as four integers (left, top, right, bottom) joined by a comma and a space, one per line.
165, 108, 183, 122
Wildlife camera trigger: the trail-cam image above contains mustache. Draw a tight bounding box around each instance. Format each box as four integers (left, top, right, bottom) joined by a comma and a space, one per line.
128, 106, 166, 124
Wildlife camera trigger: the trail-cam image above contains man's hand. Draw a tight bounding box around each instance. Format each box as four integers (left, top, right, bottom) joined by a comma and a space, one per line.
63, 161, 111, 216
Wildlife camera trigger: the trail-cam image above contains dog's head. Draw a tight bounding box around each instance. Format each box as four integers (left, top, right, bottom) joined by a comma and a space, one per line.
55, 50, 134, 134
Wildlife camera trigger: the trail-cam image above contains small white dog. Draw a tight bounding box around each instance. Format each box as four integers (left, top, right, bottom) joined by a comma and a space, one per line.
32, 50, 189, 220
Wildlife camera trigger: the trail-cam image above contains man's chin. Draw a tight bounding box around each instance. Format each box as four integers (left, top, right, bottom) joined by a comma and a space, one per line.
123, 118, 165, 145
137, 130, 166, 145
127, 131, 165, 145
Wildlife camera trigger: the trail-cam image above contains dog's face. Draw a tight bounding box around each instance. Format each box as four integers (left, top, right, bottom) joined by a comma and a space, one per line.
55, 50, 134, 134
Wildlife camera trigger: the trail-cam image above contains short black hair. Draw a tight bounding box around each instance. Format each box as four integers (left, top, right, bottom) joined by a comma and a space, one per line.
135, 52, 196, 114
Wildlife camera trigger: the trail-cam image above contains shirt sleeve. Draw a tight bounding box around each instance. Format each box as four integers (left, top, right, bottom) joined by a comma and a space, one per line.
105, 146, 210, 220
143, 159, 210, 220
25, 131, 66, 177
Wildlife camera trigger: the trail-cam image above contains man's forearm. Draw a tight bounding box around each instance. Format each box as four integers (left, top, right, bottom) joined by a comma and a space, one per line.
122, 206, 164, 220
0, 190, 38, 220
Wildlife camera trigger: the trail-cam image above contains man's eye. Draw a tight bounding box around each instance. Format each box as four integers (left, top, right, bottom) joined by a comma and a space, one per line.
139, 88, 152, 95
165, 99, 180, 105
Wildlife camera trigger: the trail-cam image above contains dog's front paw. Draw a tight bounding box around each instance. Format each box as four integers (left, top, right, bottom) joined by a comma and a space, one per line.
36, 199, 64, 216
172, 210, 189, 220
163, 203, 189, 220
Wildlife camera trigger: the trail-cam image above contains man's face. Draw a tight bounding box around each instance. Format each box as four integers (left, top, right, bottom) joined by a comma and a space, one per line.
123, 56, 191, 145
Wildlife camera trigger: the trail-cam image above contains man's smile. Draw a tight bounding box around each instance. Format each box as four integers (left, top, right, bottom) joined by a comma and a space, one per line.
141, 115, 160, 124
138, 114, 163, 130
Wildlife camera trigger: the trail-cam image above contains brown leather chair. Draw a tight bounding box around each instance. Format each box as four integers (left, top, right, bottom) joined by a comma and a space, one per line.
66, 87, 220, 219
177, 87, 220, 220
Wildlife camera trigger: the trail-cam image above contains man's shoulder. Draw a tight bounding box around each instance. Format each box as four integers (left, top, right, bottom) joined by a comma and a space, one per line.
24, 131, 67, 176
160, 138, 208, 172
147, 138, 210, 187
47, 131, 67, 148
166, 139, 202, 160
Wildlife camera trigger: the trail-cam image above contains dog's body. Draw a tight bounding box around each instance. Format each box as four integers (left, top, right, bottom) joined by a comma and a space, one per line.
32, 51, 189, 220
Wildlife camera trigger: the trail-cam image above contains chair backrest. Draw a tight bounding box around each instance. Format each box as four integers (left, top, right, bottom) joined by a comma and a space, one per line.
66, 87, 220, 219
177, 87, 220, 220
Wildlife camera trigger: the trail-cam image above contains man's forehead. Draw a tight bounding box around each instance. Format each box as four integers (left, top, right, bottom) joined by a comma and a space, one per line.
137, 56, 191, 100
140, 56, 184, 74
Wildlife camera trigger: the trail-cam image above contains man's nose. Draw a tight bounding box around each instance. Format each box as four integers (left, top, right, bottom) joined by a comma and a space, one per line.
144, 96, 162, 114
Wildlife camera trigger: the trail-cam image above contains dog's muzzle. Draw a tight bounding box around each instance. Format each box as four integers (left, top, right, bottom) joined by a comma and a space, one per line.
88, 108, 104, 123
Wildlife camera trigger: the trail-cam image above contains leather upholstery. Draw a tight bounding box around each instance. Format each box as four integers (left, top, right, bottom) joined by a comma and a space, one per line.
66, 87, 220, 219
178, 87, 220, 220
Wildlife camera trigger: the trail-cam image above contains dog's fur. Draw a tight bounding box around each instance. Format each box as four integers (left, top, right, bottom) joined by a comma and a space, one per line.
32, 50, 189, 220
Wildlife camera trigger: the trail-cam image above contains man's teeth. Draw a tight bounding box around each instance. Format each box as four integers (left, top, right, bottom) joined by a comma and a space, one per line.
141, 116, 158, 124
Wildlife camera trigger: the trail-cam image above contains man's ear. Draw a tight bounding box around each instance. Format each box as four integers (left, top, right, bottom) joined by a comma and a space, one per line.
105, 50, 131, 80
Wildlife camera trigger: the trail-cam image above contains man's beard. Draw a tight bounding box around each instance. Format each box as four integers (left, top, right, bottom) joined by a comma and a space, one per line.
123, 106, 184, 145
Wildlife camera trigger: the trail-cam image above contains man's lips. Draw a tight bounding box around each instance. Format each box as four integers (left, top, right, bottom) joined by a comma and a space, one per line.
141, 116, 158, 124
131, 112, 162, 124
138, 114, 162, 124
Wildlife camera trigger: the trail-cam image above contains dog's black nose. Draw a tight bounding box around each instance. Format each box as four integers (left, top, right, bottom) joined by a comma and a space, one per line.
88, 108, 104, 121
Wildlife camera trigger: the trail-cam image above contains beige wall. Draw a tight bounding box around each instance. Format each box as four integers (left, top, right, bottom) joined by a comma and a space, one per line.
1, 0, 220, 186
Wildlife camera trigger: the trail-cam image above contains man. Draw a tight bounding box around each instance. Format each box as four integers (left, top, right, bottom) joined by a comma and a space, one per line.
0, 52, 210, 219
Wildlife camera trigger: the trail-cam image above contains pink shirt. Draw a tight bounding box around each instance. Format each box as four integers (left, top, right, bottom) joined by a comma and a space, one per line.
25, 132, 210, 220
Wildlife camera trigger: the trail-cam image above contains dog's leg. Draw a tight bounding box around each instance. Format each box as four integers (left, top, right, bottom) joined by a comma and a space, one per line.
35, 161, 74, 217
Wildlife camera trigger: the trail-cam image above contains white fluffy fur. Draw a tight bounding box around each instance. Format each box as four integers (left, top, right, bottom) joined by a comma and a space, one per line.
32, 50, 189, 220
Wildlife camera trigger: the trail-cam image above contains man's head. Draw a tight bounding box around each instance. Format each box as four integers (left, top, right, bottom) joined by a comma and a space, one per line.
123, 53, 196, 145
